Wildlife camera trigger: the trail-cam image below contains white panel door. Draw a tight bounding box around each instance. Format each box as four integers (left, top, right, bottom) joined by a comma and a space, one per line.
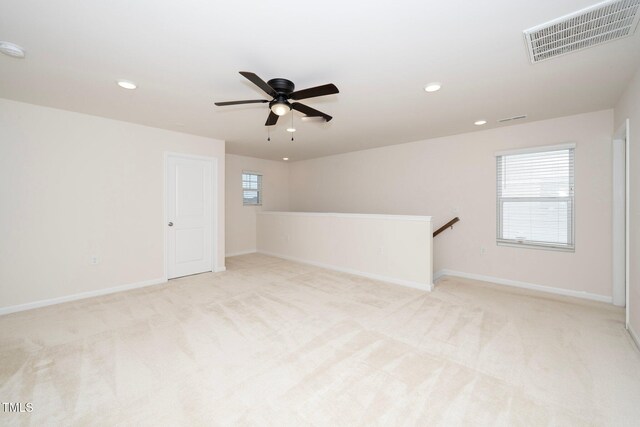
167, 155, 213, 279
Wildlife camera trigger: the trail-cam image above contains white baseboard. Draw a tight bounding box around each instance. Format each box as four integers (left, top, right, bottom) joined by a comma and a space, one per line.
225, 250, 257, 257
257, 250, 433, 292
0, 277, 167, 316
628, 324, 640, 351
434, 269, 612, 303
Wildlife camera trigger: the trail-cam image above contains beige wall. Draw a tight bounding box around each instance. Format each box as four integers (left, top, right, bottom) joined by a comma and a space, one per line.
289, 110, 614, 299
615, 66, 640, 338
0, 98, 226, 311
225, 154, 289, 256
257, 212, 432, 289
1, 96, 620, 311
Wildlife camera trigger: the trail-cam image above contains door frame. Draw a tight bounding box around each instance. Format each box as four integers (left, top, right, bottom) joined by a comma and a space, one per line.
613, 120, 630, 327
163, 152, 220, 280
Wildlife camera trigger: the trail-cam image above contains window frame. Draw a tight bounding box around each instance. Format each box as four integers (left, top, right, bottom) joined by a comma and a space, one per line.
242, 171, 263, 206
495, 144, 575, 252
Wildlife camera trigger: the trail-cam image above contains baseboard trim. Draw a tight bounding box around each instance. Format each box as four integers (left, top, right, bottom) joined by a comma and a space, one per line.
0, 277, 167, 316
628, 324, 640, 351
214, 266, 227, 272
434, 269, 612, 303
257, 250, 433, 292
225, 250, 257, 258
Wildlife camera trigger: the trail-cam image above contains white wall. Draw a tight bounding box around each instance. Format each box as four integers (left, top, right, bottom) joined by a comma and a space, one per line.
257, 212, 432, 289
0, 98, 226, 311
289, 110, 614, 299
225, 154, 289, 256
615, 66, 640, 340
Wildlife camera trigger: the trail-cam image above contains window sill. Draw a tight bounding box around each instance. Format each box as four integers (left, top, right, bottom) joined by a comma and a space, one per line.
497, 241, 575, 253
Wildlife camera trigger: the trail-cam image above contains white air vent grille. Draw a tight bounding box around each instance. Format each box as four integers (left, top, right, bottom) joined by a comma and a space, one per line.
524, 0, 640, 63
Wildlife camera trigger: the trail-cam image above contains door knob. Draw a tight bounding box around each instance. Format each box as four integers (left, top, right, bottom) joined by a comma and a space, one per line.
168, 222, 174, 227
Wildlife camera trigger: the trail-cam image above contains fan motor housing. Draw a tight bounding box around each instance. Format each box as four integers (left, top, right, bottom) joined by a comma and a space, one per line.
267, 78, 295, 95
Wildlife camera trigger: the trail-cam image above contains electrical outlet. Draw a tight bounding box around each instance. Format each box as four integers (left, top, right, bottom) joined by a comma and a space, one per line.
90, 255, 99, 265
480, 247, 486, 256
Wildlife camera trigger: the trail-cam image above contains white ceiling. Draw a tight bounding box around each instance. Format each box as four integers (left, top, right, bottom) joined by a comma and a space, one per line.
1, 0, 639, 161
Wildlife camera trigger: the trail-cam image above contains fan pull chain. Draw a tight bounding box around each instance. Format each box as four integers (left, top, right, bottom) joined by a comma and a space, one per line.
267, 126, 270, 142
291, 113, 294, 142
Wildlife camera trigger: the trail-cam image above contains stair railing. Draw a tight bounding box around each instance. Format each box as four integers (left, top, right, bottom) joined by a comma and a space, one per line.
433, 217, 460, 237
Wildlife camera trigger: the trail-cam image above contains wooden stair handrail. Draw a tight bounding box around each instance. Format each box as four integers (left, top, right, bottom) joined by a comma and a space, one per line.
433, 217, 460, 237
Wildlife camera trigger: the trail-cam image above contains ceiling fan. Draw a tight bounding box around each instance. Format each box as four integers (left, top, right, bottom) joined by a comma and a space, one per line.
214, 71, 339, 126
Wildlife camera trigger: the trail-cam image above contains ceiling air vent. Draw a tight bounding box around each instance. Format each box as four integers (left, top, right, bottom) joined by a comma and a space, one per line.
498, 115, 527, 123
523, 0, 640, 63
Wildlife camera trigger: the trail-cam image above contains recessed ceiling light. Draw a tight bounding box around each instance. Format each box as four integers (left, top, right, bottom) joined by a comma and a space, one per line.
116, 80, 137, 90
0, 41, 25, 58
474, 120, 487, 126
283, 157, 289, 161
286, 128, 296, 133
424, 82, 441, 92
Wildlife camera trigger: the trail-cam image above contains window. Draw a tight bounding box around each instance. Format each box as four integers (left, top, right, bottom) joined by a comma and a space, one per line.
242, 172, 262, 205
496, 144, 575, 251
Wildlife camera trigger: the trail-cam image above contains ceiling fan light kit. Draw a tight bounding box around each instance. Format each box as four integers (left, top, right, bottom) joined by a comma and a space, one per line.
214, 71, 338, 127
270, 98, 290, 116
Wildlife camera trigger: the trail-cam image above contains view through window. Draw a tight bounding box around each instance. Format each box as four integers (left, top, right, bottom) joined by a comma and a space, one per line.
497, 146, 575, 250
242, 172, 262, 205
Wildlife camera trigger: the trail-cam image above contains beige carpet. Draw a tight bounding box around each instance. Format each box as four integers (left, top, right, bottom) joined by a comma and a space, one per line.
1, 253, 639, 426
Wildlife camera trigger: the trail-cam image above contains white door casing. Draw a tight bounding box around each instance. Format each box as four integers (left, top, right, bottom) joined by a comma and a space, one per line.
613, 137, 626, 307
166, 154, 215, 279
613, 120, 630, 326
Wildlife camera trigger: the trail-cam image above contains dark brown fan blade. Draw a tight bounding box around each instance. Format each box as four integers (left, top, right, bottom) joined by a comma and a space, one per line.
240, 71, 277, 98
214, 99, 268, 106
265, 111, 279, 126
291, 102, 332, 122
290, 83, 339, 101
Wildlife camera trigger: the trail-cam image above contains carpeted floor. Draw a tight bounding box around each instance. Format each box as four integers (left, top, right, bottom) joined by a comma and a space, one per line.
1, 253, 639, 426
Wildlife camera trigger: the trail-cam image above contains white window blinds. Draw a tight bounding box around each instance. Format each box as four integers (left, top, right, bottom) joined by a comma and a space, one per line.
496, 145, 575, 250
242, 172, 262, 205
